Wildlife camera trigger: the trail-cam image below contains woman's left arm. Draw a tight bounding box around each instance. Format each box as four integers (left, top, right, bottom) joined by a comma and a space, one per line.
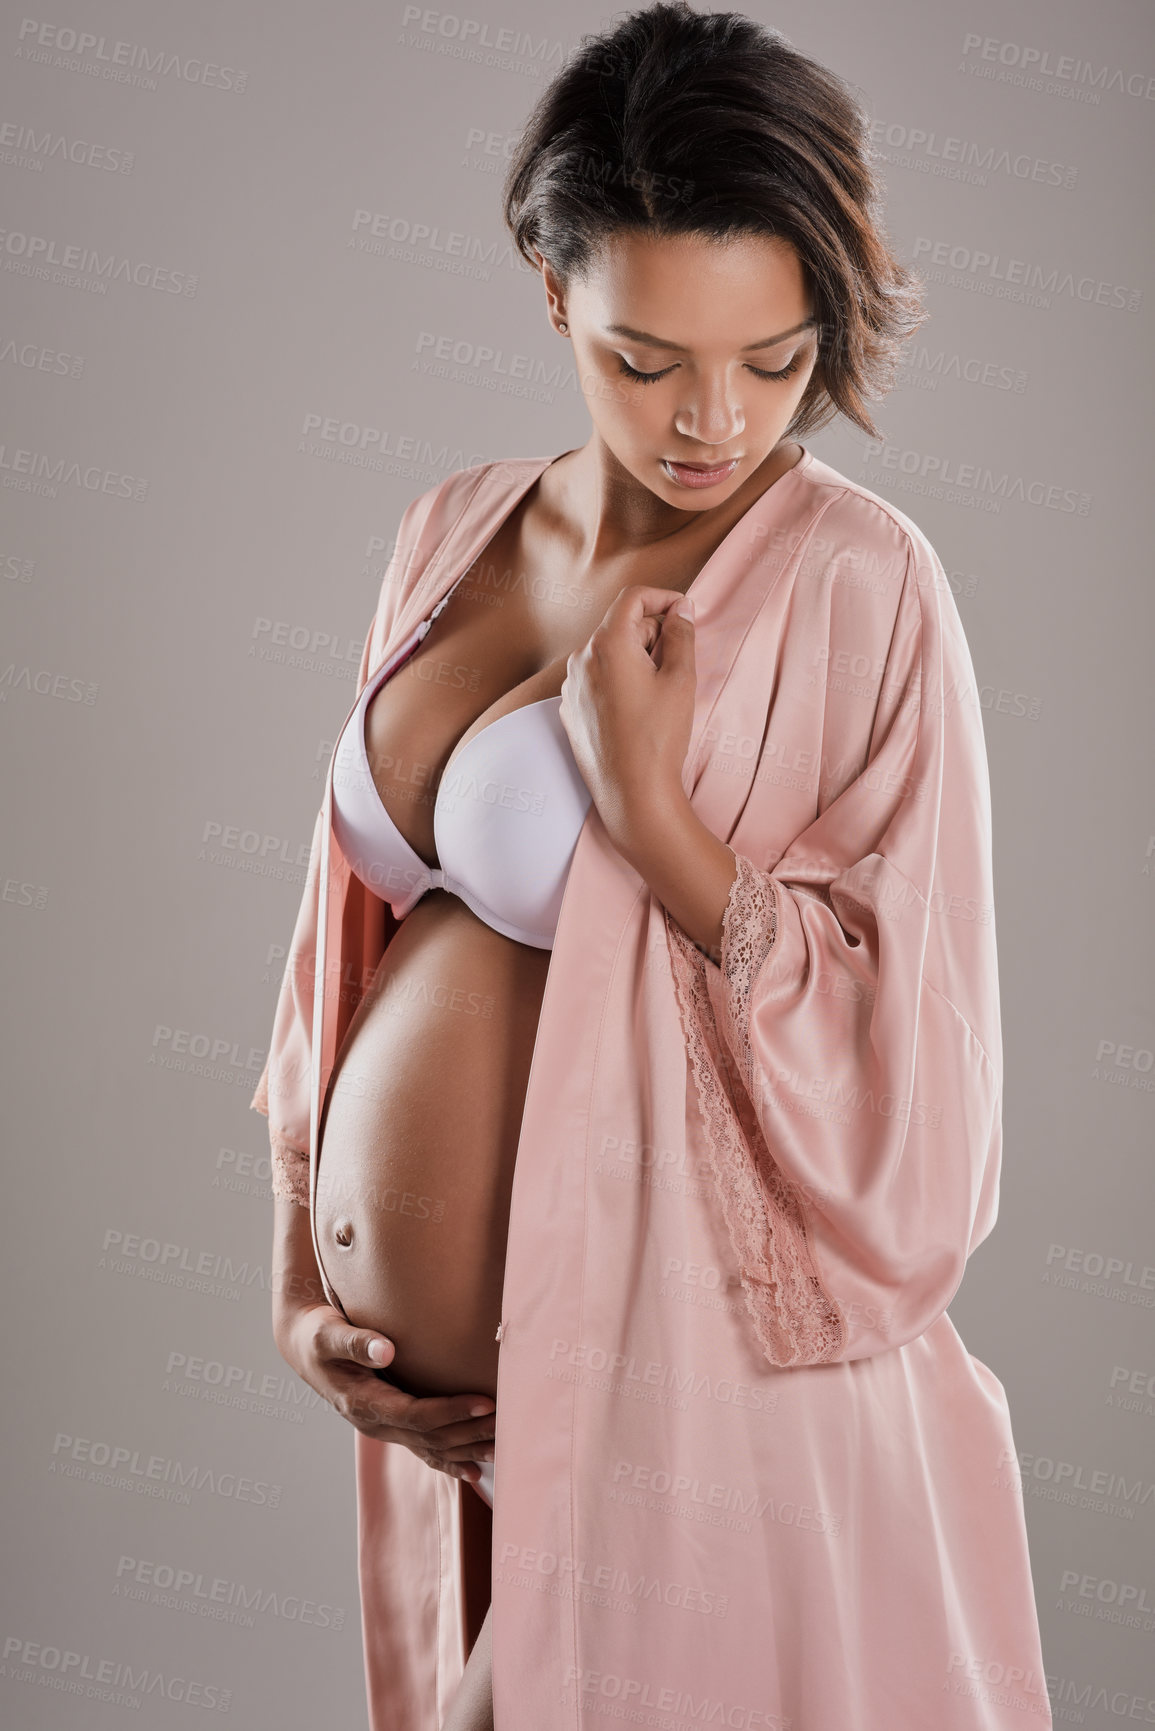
564, 554, 1004, 1372
611, 781, 737, 960
560, 583, 737, 957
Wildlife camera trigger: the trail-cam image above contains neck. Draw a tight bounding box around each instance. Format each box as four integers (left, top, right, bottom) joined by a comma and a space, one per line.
553, 435, 802, 567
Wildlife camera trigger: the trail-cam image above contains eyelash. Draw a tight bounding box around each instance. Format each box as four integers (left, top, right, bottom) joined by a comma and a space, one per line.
616, 355, 804, 385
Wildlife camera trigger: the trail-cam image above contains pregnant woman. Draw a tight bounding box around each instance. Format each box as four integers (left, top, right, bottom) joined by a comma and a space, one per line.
251, 6, 1052, 1729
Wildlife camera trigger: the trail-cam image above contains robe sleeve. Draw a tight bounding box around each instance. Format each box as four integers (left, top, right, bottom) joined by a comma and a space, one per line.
248, 479, 457, 1205
665, 528, 1003, 1367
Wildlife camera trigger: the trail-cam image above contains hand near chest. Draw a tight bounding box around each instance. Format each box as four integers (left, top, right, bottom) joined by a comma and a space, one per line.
559, 585, 697, 851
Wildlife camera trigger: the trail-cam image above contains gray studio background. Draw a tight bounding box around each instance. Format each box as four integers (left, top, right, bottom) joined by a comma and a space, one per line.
2, 1, 1152, 1724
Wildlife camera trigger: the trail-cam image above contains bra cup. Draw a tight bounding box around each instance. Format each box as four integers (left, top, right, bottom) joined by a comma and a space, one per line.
435, 698, 593, 945
331, 678, 433, 910
330, 647, 592, 942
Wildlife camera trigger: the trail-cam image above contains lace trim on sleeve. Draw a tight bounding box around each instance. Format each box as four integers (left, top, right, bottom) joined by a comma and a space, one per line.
270, 1132, 310, 1209
664, 851, 845, 1368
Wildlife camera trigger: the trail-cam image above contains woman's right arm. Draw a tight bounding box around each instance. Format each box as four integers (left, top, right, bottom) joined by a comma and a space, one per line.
252, 470, 497, 1481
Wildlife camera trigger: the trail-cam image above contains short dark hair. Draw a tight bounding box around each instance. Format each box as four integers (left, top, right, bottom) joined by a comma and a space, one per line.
502, 1, 927, 441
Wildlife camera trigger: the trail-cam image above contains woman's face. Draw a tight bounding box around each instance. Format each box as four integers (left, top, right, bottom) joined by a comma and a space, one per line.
542, 230, 820, 506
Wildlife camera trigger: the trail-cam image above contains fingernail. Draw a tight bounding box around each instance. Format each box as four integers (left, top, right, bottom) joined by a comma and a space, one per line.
368, 1340, 389, 1364
470, 1403, 494, 1417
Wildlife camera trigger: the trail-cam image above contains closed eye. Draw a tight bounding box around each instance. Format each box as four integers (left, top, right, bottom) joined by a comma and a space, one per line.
617, 355, 804, 385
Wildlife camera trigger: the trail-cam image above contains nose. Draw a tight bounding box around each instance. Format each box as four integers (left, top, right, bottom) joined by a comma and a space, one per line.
673, 373, 745, 446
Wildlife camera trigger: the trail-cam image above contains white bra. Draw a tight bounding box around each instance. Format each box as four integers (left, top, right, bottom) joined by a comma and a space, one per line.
330, 578, 593, 949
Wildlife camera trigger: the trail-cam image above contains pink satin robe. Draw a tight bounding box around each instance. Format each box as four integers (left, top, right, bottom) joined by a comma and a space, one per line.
251, 447, 1053, 1729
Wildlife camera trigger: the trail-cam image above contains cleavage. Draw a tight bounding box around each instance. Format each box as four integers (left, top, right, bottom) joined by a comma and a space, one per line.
363, 606, 566, 873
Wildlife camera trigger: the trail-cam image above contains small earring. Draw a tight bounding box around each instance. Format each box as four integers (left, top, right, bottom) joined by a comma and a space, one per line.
558, 321, 568, 334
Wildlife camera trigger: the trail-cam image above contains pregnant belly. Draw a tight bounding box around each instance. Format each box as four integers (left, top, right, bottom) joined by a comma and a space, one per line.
313, 890, 551, 1399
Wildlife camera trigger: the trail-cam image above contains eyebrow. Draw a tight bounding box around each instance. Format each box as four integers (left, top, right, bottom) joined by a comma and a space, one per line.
604, 316, 818, 353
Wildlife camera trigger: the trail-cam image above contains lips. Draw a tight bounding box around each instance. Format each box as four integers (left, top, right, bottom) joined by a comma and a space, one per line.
661, 455, 741, 489
669, 458, 739, 471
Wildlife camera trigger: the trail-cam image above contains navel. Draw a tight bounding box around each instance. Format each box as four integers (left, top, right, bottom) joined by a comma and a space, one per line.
333, 1220, 355, 1248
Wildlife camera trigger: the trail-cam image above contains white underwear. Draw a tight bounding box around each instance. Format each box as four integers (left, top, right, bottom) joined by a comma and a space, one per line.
473, 1458, 494, 1508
